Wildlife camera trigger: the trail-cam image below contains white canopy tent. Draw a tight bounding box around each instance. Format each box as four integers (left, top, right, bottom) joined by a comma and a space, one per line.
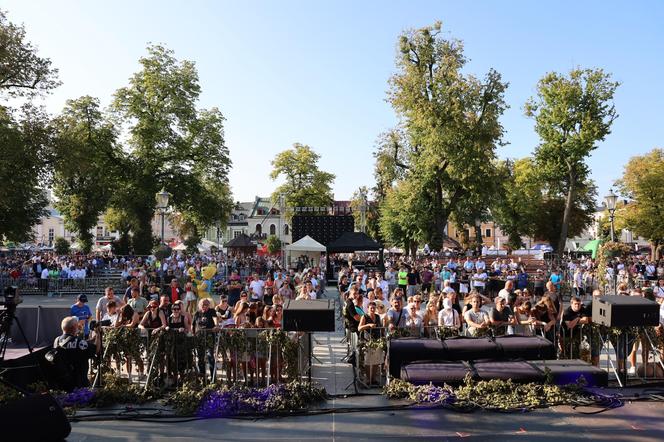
285, 235, 326, 268
173, 243, 187, 251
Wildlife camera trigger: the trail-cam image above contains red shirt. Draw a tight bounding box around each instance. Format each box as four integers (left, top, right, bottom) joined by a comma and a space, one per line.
171, 286, 179, 302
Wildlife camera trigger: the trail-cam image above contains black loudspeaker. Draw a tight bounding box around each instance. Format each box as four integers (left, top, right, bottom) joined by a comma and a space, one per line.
473, 361, 544, 383
400, 360, 607, 387
592, 295, 660, 327
530, 359, 608, 387
387, 338, 447, 378
388, 336, 555, 379
292, 215, 354, 245
440, 337, 501, 361
494, 335, 556, 360
282, 299, 335, 332
0, 393, 71, 441
400, 362, 470, 385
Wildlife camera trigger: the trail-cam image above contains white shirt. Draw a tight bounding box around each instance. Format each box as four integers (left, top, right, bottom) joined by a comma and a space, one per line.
41, 268, 49, 279
472, 272, 487, 288
249, 279, 265, 298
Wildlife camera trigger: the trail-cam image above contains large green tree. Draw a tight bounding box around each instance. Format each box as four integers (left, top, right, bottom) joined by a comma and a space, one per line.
526, 68, 618, 254
350, 186, 380, 240
615, 148, 664, 259
385, 21, 508, 247
0, 105, 52, 242
0, 11, 59, 243
112, 45, 233, 253
269, 143, 335, 215
51, 96, 119, 252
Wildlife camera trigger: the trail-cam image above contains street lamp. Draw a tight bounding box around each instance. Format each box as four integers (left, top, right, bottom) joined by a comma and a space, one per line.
155, 188, 170, 244
604, 189, 619, 242
604, 189, 619, 295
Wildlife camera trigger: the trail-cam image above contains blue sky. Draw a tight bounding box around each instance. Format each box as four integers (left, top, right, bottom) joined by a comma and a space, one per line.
5, 0, 664, 202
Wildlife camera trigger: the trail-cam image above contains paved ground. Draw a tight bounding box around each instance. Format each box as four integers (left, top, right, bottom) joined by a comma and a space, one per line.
15, 290, 664, 441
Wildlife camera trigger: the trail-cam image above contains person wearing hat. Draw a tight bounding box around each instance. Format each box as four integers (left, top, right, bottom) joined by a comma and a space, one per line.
70, 294, 92, 338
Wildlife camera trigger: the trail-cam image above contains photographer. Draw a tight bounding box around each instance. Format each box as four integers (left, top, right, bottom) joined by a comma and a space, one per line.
52, 316, 101, 390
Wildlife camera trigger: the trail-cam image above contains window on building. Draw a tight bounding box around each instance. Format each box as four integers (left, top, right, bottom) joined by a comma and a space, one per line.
284, 224, 289, 235
234, 231, 241, 238
48, 228, 54, 244
255, 224, 262, 235
485, 229, 491, 238
269, 224, 276, 235
96, 226, 103, 238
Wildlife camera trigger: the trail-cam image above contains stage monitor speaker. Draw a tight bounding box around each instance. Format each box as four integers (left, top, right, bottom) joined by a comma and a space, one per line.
400, 362, 469, 385
473, 361, 544, 383
493, 335, 555, 360
530, 359, 608, 387
387, 338, 447, 379
592, 295, 660, 327
0, 393, 71, 441
282, 299, 335, 332
440, 337, 500, 361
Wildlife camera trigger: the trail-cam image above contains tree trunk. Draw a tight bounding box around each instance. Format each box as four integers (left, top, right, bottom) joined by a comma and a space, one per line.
653, 240, 661, 261
557, 174, 575, 256
475, 224, 483, 247
410, 241, 418, 258
132, 210, 154, 255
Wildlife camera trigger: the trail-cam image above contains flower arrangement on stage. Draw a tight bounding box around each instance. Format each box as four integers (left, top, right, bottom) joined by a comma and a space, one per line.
385, 374, 589, 411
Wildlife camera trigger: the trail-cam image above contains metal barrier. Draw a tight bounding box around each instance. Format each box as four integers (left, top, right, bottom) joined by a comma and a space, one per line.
96, 326, 307, 389
0, 276, 125, 296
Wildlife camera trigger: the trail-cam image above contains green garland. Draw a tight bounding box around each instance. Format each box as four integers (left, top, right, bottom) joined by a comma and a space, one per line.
385, 374, 589, 411
101, 327, 143, 365
262, 329, 301, 380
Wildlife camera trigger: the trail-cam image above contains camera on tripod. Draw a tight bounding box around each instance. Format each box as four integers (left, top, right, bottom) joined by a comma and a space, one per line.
0, 286, 23, 311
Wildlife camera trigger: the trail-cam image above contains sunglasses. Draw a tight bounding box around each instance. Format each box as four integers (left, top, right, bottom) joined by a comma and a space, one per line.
172, 307, 181, 311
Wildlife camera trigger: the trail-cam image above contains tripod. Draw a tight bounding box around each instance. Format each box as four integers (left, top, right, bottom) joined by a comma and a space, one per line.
0, 301, 43, 395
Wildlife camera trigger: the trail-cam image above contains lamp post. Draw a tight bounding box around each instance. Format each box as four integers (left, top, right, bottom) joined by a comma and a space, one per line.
604, 189, 619, 294
155, 188, 170, 244
604, 189, 618, 243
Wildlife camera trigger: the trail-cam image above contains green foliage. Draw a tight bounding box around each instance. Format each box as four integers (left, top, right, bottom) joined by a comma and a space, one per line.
526, 68, 618, 253
350, 186, 380, 240
111, 45, 233, 254
380, 22, 507, 247
265, 235, 282, 254
0, 10, 60, 98
53, 236, 70, 255
52, 96, 119, 253
153, 244, 172, 260
0, 105, 51, 242
269, 143, 335, 217
615, 148, 664, 259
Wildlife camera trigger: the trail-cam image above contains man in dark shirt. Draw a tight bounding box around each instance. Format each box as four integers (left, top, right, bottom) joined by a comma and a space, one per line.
193, 298, 218, 378
489, 297, 516, 336
406, 268, 420, 297
562, 297, 590, 359
52, 316, 101, 391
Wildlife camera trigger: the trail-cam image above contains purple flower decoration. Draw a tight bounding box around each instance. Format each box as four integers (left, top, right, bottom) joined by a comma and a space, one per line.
57, 388, 96, 408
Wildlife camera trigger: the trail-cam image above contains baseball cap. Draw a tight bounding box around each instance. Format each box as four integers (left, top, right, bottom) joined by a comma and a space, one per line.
77, 294, 88, 302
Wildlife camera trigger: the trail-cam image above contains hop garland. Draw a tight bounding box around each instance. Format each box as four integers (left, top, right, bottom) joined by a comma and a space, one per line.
385, 374, 589, 411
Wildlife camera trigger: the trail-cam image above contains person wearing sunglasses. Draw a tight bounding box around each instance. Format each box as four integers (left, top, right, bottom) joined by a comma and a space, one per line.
167, 300, 190, 333
140, 300, 167, 331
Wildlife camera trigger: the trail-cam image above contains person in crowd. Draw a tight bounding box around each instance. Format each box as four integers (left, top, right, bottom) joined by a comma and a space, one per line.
471, 268, 488, 295
464, 294, 489, 337
101, 300, 119, 325
397, 265, 408, 292
384, 296, 408, 331
70, 294, 92, 338
533, 295, 558, 342
249, 272, 265, 302
128, 286, 148, 317
123, 277, 139, 303
498, 280, 514, 301
183, 281, 197, 316
215, 295, 232, 323
159, 293, 172, 318
278, 276, 294, 300
234, 301, 251, 327
192, 298, 219, 378
420, 301, 438, 337
514, 300, 537, 336
358, 301, 383, 385
490, 296, 517, 336
168, 278, 183, 303
167, 300, 191, 333
272, 304, 283, 329
438, 298, 461, 331
52, 316, 101, 390
227, 270, 243, 306
140, 299, 167, 330
405, 302, 423, 336
96, 286, 123, 321
533, 269, 545, 298
561, 296, 591, 359
115, 304, 142, 378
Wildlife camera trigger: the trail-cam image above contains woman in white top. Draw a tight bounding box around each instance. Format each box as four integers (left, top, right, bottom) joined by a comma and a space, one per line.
463, 294, 489, 337
438, 298, 461, 330
404, 304, 423, 336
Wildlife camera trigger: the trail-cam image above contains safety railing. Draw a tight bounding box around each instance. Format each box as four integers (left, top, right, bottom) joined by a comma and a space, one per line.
95, 326, 308, 389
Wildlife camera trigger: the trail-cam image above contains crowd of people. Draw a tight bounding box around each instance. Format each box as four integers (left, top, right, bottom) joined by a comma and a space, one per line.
4, 246, 662, 390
